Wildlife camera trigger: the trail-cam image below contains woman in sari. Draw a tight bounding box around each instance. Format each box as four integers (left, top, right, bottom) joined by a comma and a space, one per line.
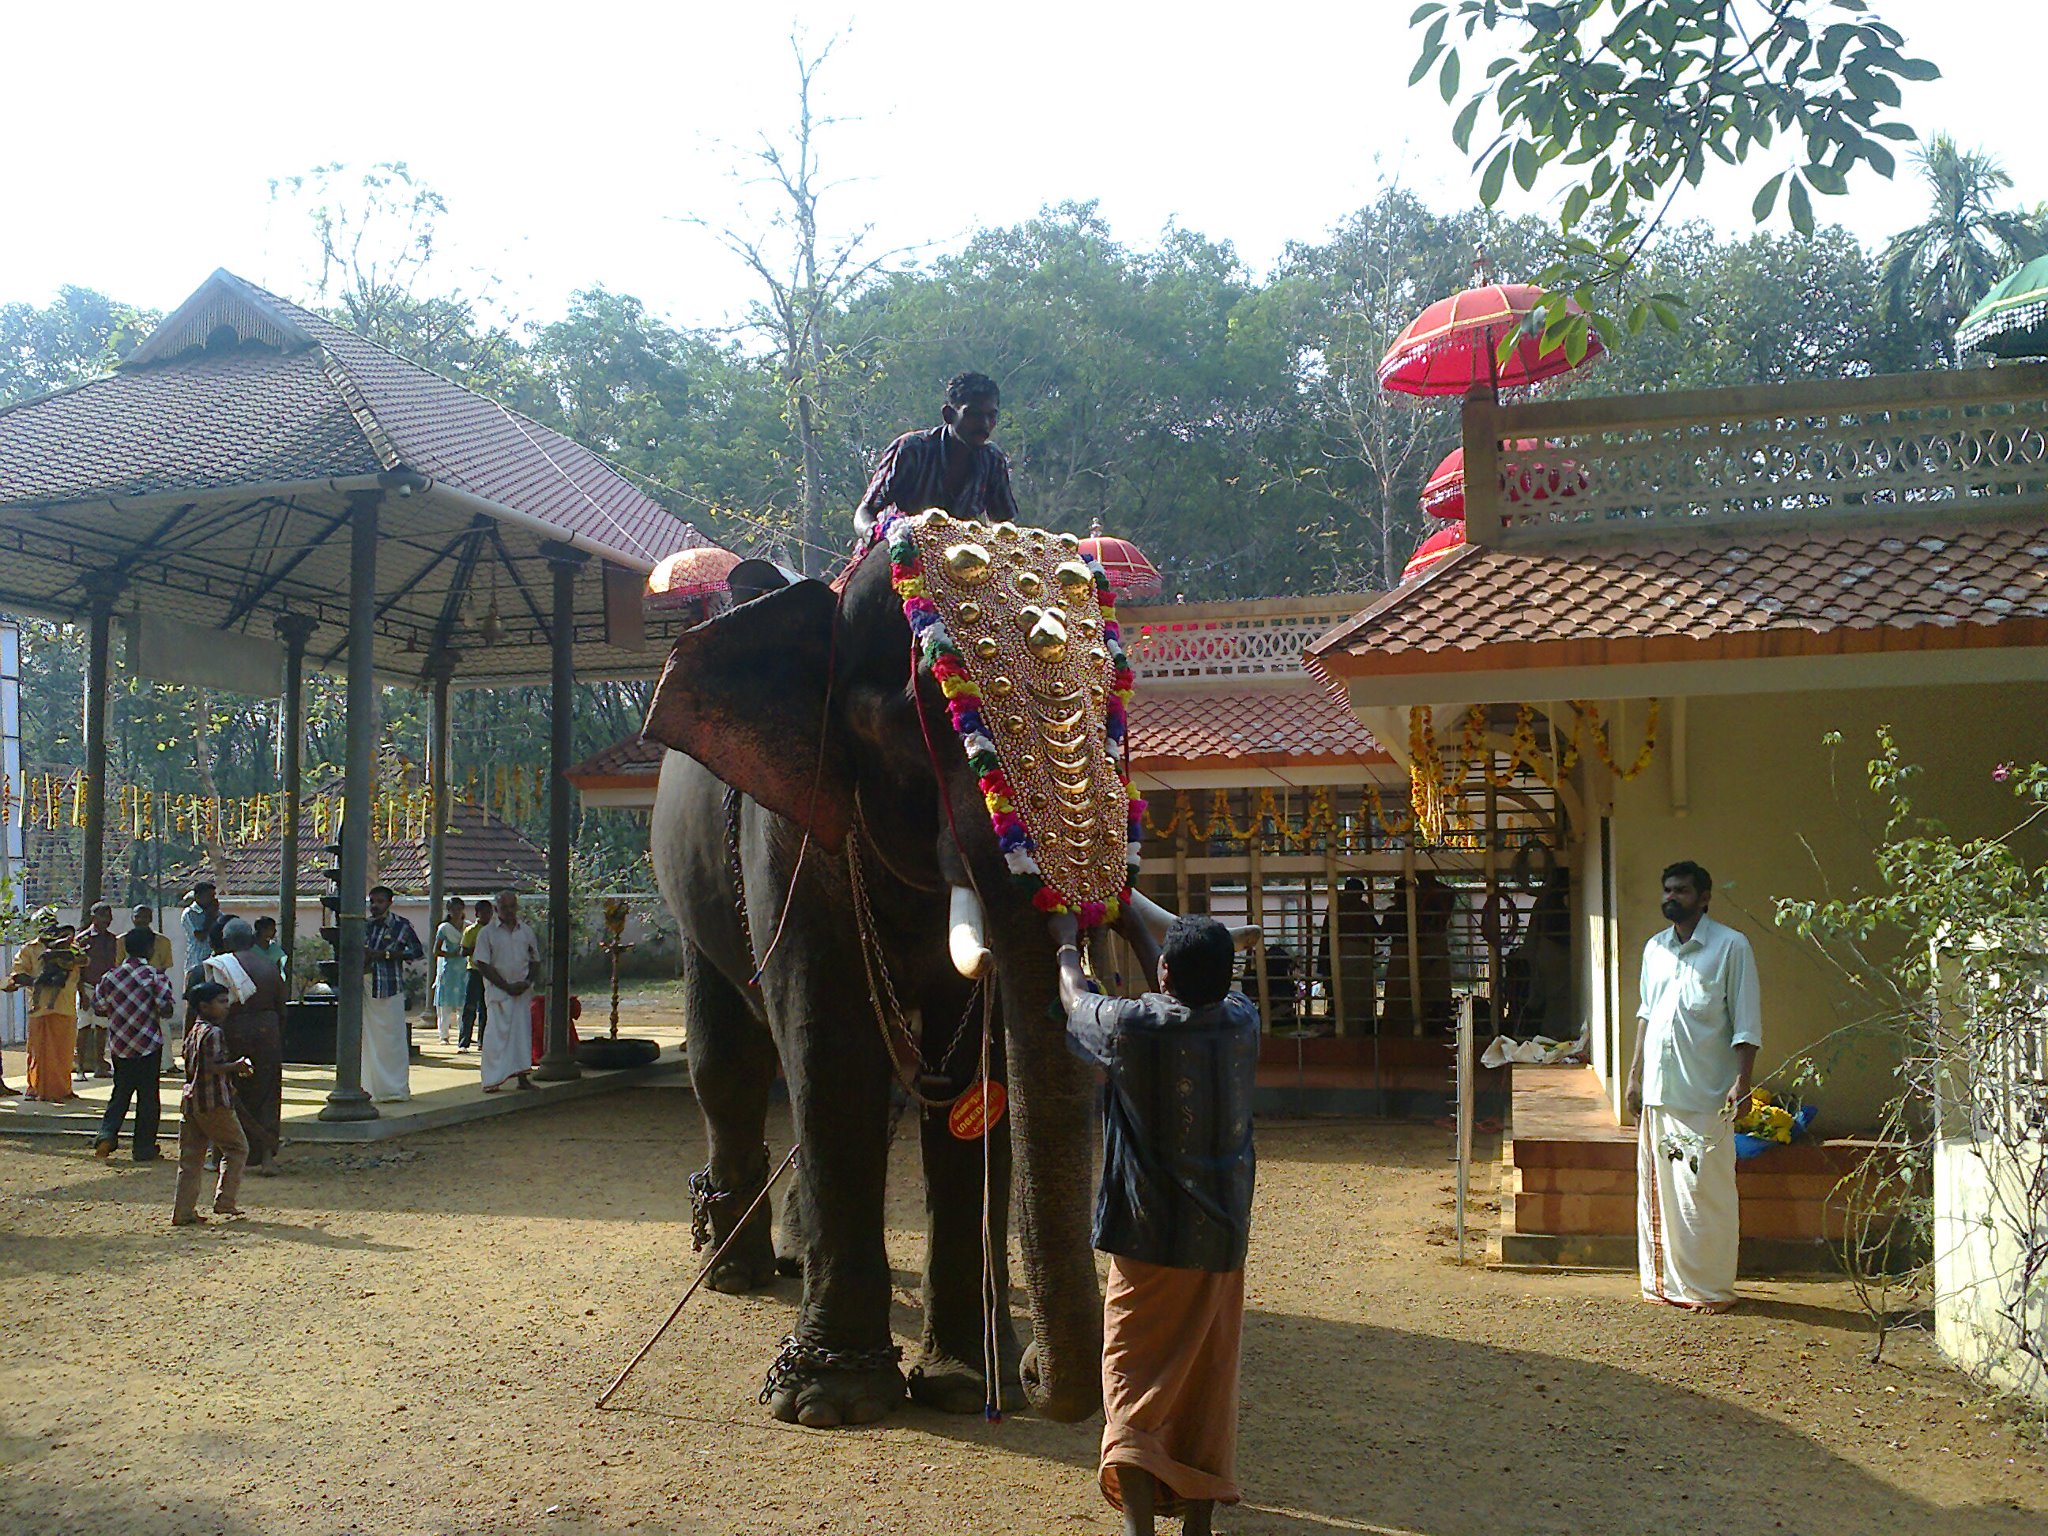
8, 911, 86, 1102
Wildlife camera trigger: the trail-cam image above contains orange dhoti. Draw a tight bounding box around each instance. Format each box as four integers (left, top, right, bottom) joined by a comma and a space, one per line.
26, 1011, 77, 1101
1099, 1254, 1244, 1515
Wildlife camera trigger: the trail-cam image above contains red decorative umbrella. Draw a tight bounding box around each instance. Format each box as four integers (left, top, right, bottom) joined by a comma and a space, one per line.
1078, 519, 1163, 599
1379, 277, 1603, 398
1401, 523, 1466, 584
1420, 440, 1589, 522
646, 546, 741, 610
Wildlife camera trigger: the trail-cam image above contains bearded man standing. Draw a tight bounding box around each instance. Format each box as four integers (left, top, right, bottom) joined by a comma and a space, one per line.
362, 885, 422, 1102
1627, 860, 1762, 1313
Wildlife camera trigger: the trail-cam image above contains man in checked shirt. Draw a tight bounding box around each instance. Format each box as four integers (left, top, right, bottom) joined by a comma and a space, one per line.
91, 928, 177, 1161
851, 371, 1020, 542
173, 980, 253, 1226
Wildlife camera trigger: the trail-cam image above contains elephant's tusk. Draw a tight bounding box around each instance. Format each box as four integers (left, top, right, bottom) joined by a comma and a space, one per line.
1128, 889, 1260, 952
1125, 890, 1174, 945
948, 885, 994, 979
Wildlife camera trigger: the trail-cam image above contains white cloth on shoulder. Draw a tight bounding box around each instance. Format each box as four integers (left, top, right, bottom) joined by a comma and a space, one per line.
202, 952, 257, 1004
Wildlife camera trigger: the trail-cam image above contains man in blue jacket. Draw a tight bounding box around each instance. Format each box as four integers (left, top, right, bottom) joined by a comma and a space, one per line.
1054, 912, 1260, 1536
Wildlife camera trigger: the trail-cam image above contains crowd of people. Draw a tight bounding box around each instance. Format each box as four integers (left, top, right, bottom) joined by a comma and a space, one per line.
1, 878, 554, 1222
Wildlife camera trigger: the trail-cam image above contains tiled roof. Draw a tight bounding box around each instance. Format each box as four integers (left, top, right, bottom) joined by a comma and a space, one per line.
567, 734, 664, 785
1310, 516, 2048, 677
0, 270, 708, 685
564, 686, 1391, 788
0, 269, 703, 568
185, 798, 546, 899
1127, 688, 1387, 770
0, 346, 385, 503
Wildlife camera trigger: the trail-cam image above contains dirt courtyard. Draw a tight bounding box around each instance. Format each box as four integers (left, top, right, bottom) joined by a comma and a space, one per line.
1, 1091, 2042, 1536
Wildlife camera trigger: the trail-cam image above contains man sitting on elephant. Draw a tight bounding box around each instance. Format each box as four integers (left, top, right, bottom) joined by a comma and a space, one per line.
851, 370, 1020, 542
1055, 912, 1260, 1536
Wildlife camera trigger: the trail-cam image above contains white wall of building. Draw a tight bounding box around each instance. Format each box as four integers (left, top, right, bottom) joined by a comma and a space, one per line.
1935, 1133, 2048, 1405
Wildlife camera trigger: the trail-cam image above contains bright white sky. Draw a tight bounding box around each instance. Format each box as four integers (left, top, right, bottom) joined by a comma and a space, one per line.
4, 1, 2040, 332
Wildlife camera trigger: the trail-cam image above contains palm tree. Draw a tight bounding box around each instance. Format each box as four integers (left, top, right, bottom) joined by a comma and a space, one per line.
1881, 135, 2048, 366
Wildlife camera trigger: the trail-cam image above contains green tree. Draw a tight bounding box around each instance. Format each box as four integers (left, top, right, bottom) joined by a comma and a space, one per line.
268, 161, 530, 398
524, 287, 795, 555
1598, 220, 1928, 391
704, 32, 905, 575
0, 286, 159, 406
1265, 190, 1552, 588
1880, 134, 2047, 365
842, 203, 1318, 597
1410, 1, 1939, 352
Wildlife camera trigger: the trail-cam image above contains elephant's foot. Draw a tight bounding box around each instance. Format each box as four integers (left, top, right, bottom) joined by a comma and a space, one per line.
704, 1244, 778, 1295
691, 1162, 776, 1293
908, 1346, 1024, 1416
760, 1336, 905, 1428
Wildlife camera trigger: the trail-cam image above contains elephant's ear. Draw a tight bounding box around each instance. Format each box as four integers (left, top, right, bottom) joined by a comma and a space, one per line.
642, 578, 854, 852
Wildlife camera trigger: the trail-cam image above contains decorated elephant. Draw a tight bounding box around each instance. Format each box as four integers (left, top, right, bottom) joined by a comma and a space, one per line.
644, 512, 1183, 1429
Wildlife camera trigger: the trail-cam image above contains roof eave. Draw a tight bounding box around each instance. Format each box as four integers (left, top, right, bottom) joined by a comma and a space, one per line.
0, 470, 402, 519
1331, 622, 2048, 707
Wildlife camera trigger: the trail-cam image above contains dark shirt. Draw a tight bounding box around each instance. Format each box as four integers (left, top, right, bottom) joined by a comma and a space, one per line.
855, 425, 1021, 532
1065, 989, 1260, 1273
364, 912, 423, 999
78, 927, 118, 988
182, 1018, 237, 1112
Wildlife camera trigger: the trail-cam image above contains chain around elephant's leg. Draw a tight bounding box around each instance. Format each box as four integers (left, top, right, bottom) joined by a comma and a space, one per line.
681, 944, 779, 1294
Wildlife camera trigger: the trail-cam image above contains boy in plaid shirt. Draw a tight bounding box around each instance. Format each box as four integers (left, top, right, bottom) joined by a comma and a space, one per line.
173, 980, 252, 1226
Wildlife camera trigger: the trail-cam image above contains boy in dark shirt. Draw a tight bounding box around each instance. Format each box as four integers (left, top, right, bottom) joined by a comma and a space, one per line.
173, 980, 252, 1226
1054, 912, 1260, 1536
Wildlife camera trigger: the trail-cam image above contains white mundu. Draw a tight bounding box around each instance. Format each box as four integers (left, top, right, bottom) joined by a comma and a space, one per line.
473, 918, 541, 1091
1636, 913, 1762, 1308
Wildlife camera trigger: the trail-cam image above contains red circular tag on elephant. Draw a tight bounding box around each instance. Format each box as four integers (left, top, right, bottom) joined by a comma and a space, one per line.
948, 1079, 1007, 1140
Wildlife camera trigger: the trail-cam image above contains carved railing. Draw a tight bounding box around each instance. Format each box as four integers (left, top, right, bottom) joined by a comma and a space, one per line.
1461, 362, 2048, 546
1121, 596, 1366, 683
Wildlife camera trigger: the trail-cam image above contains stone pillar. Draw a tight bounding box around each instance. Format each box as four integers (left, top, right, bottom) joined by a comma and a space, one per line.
275, 614, 317, 975
321, 489, 382, 1122
79, 577, 121, 912
532, 542, 587, 1082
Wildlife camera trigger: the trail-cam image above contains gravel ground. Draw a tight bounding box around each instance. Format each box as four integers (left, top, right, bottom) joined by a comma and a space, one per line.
1, 1090, 2042, 1535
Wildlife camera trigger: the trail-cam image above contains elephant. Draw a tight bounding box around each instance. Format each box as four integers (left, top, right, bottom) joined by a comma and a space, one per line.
642, 522, 1172, 1430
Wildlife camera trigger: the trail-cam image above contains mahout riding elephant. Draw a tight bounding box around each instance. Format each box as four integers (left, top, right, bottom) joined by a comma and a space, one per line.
644, 522, 1172, 1430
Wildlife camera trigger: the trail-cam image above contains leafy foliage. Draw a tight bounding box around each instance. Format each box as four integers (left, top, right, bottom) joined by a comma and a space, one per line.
1774, 731, 2048, 1384
0, 287, 159, 406
1409, 1, 1940, 354
1880, 135, 2048, 364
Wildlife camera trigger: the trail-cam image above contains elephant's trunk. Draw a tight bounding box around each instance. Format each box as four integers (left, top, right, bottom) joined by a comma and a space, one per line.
996, 938, 1103, 1423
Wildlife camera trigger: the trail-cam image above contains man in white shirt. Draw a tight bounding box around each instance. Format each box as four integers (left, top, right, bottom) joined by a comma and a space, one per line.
470, 889, 542, 1093
1626, 860, 1761, 1313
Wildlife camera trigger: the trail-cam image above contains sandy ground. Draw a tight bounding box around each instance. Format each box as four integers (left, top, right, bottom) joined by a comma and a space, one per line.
1, 1091, 2043, 1536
